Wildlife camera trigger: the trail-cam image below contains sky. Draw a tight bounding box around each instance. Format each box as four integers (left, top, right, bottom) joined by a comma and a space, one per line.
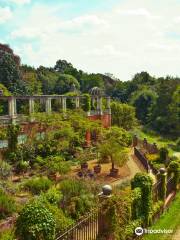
1, 0, 180, 80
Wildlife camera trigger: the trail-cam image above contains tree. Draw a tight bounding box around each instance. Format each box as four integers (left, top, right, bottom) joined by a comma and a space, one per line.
99, 127, 130, 174
54, 74, 80, 94
168, 85, 180, 136
111, 101, 137, 130
0, 53, 27, 95
130, 89, 157, 124
99, 140, 129, 171
80, 73, 104, 92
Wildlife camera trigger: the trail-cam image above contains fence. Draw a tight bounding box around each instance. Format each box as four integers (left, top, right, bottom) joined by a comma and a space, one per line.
56, 209, 100, 240
166, 177, 174, 197
134, 147, 149, 172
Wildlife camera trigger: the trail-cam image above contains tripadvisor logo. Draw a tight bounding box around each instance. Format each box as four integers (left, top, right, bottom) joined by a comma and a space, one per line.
135, 227, 144, 236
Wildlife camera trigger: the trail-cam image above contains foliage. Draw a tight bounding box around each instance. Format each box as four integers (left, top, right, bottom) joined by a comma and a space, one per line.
7, 124, 20, 153
45, 155, 70, 175
159, 147, 169, 163
41, 186, 62, 205
100, 195, 132, 240
0, 160, 12, 180
0, 230, 15, 240
23, 177, 52, 195
143, 192, 180, 240
130, 89, 157, 124
54, 74, 80, 94
168, 161, 180, 189
131, 173, 153, 225
59, 179, 97, 219
0, 188, 16, 219
111, 101, 137, 130
15, 200, 56, 240
81, 93, 91, 112
152, 200, 164, 216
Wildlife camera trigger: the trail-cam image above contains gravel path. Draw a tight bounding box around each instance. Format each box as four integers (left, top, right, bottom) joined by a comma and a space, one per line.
112, 148, 150, 187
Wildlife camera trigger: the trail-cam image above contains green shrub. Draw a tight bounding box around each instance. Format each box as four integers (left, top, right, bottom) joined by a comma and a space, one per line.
0, 230, 15, 240
0, 189, 16, 219
23, 177, 52, 195
0, 160, 12, 180
46, 156, 70, 175
41, 187, 62, 205
15, 200, 56, 240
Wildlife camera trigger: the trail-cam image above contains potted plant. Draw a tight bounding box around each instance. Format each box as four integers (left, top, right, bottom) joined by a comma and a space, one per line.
94, 164, 101, 174
99, 141, 129, 178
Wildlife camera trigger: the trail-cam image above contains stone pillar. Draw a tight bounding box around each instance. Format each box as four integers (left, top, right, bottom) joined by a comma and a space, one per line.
45, 97, 52, 114
158, 168, 167, 201
8, 97, 16, 124
29, 97, 35, 114
96, 97, 102, 114
62, 97, 67, 112
98, 185, 113, 239
143, 138, 148, 150
8, 97, 15, 117
75, 97, 80, 109
132, 135, 138, 147
152, 143, 158, 154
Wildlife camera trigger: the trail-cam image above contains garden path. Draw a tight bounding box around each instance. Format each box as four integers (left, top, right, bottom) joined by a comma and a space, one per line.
112, 148, 156, 187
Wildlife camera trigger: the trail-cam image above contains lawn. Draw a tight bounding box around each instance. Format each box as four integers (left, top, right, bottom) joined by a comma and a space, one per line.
143, 192, 180, 240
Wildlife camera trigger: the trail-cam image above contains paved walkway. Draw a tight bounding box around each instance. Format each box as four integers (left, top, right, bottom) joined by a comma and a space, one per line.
112, 148, 155, 187
172, 228, 180, 240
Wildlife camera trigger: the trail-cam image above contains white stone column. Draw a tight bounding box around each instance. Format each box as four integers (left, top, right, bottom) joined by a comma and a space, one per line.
29, 97, 35, 114
8, 97, 15, 117
75, 97, 80, 109
45, 97, 52, 114
62, 97, 67, 112
107, 97, 111, 114
97, 97, 103, 114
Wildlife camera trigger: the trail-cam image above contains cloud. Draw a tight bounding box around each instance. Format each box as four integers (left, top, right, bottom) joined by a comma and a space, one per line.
8, 0, 31, 5
8, 0, 180, 80
0, 7, 12, 24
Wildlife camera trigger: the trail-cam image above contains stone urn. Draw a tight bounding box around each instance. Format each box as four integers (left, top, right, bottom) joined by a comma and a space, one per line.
94, 164, 101, 174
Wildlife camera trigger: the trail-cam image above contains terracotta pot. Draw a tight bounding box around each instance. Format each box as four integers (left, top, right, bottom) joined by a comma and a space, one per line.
109, 168, 119, 177
81, 162, 88, 170
94, 165, 101, 174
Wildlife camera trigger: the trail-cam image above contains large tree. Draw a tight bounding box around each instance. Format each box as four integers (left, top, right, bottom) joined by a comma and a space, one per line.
0, 53, 24, 94
130, 89, 157, 124
111, 101, 137, 130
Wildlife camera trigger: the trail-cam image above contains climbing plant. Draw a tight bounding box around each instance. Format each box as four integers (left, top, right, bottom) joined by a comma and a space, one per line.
7, 124, 20, 153
168, 161, 180, 190
81, 94, 91, 112
131, 173, 153, 225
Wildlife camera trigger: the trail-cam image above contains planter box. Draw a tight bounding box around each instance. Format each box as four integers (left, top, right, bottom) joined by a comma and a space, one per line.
94, 165, 101, 174
81, 162, 88, 170
109, 168, 119, 177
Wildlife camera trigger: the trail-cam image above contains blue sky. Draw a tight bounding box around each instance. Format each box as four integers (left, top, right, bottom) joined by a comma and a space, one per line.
0, 0, 180, 80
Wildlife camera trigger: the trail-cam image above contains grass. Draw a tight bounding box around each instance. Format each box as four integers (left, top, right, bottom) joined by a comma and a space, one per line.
143, 192, 180, 240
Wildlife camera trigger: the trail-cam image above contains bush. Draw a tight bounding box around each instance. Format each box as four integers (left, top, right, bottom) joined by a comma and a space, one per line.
23, 177, 52, 195
41, 187, 62, 205
59, 179, 97, 219
0, 189, 16, 219
46, 156, 70, 175
15, 200, 56, 240
0, 230, 15, 240
0, 160, 12, 180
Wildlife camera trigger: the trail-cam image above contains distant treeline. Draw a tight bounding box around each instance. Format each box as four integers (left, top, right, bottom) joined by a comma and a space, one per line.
0, 44, 179, 138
